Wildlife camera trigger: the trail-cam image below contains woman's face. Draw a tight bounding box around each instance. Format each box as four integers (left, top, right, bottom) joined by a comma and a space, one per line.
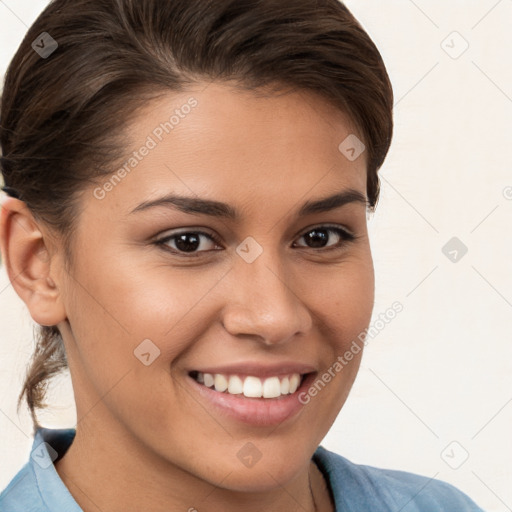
54, 82, 374, 491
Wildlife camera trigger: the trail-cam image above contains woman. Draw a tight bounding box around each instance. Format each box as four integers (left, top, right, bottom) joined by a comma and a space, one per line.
0, 0, 485, 511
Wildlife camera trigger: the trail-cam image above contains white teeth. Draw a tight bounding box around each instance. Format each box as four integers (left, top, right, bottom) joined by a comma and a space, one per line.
193, 372, 304, 398
214, 374, 228, 392
243, 376, 262, 397
262, 377, 281, 398
203, 373, 214, 388
280, 376, 290, 395
289, 374, 300, 394
228, 375, 243, 394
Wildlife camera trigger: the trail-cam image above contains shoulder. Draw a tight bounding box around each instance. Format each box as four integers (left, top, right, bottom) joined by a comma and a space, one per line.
0, 462, 45, 512
0, 428, 78, 512
313, 445, 486, 512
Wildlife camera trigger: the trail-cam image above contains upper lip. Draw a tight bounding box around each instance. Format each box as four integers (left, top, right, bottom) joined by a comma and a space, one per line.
189, 362, 317, 379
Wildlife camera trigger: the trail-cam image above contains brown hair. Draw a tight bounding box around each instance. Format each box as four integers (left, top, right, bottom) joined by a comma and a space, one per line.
0, 0, 393, 430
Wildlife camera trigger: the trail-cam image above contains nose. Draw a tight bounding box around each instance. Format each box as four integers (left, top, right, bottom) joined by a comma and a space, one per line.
221, 250, 313, 346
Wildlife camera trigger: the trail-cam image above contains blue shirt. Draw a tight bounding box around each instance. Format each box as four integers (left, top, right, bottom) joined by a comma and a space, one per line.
0, 428, 485, 511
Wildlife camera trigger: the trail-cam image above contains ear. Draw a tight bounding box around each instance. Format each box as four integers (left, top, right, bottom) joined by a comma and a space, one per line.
0, 196, 67, 326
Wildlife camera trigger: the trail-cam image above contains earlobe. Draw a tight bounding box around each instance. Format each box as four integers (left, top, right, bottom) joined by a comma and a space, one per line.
0, 197, 67, 327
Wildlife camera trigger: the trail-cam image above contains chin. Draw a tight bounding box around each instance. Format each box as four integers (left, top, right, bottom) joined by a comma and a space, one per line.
206, 461, 306, 494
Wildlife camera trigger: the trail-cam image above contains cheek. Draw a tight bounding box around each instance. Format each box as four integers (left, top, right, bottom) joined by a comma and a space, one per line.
288, 255, 374, 444
65, 254, 228, 377
309, 253, 375, 343
313, 255, 374, 385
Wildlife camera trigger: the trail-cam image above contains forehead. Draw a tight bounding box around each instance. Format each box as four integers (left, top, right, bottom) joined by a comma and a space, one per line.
88, 82, 368, 218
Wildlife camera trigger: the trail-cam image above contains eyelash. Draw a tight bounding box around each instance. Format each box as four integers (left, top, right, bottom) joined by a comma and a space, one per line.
154, 225, 357, 258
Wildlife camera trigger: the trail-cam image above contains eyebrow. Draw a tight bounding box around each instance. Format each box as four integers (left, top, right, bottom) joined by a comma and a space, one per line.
129, 188, 368, 219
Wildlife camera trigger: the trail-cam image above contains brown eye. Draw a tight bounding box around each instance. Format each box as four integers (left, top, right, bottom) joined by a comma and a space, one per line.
156, 230, 222, 256
294, 226, 355, 250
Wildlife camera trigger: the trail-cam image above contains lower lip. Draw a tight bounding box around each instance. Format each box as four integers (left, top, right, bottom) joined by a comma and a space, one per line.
187, 372, 317, 427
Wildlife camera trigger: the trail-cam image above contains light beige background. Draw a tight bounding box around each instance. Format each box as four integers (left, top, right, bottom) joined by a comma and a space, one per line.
1, 1, 511, 511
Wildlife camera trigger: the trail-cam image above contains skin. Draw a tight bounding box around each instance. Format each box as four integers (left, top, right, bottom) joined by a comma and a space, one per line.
0, 81, 374, 512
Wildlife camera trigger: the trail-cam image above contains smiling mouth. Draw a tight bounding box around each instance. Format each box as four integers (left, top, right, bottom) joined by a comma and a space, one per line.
188, 370, 310, 399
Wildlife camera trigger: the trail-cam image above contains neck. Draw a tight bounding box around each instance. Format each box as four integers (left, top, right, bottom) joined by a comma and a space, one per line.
54, 416, 333, 512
